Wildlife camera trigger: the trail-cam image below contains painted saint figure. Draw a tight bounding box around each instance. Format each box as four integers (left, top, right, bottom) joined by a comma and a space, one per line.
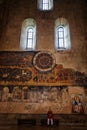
72, 96, 84, 113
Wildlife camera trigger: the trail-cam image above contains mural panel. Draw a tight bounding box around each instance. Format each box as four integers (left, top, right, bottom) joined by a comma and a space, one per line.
0, 51, 87, 114
0, 86, 71, 113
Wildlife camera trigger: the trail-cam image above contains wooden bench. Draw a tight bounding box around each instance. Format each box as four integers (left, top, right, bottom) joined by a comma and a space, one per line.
40, 119, 59, 126
17, 118, 36, 126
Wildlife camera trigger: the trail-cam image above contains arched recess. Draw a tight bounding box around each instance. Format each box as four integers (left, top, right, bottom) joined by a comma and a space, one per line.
54, 18, 71, 51
20, 18, 36, 51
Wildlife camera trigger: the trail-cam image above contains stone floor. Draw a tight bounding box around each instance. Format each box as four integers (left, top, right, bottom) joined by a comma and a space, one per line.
0, 114, 87, 130
0, 125, 87, 130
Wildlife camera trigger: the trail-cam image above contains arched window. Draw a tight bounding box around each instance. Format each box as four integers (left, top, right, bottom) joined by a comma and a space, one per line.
43, 0, 49, 10
57, 26, 65, 49
20, 18, 36, 51
26, 28, 33, 49
55, 18, 71, 51
37, 0, 53, 11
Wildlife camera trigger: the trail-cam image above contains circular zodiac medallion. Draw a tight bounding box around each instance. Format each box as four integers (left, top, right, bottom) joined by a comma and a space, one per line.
33, 51, 56, 72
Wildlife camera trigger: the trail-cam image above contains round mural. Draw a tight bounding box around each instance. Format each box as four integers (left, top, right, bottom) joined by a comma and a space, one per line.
33, 51, 56, 72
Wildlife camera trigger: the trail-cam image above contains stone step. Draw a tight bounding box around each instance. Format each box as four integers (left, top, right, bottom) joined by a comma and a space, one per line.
0, 119, 17, 125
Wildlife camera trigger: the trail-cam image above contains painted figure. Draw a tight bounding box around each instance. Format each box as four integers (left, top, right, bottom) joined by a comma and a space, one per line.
72, 95, 84, 113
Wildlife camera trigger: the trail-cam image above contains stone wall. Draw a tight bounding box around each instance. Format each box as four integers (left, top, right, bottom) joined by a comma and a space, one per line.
0, 0, 87, 115
0, 0, 87, 73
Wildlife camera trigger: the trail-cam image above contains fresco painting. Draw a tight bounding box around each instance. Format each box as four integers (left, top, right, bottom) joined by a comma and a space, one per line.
71, 94, 84, 113
0, 86, 72, 113
0, 51, 87, 114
